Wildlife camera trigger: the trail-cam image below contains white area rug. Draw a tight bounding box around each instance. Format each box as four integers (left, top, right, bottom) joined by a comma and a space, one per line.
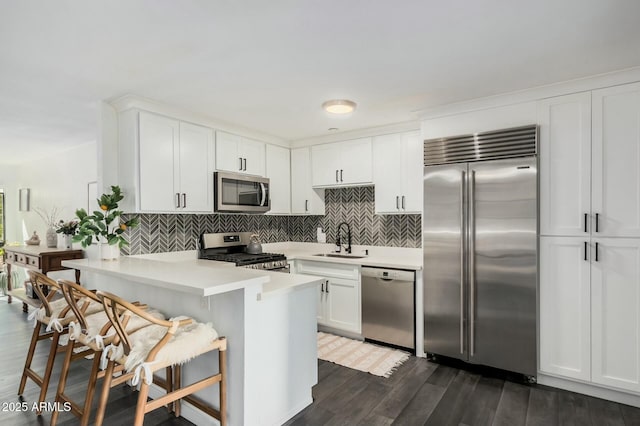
317, 332, 410, 378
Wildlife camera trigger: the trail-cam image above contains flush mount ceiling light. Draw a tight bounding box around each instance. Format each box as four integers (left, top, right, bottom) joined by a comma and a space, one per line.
322, 99, 357, 114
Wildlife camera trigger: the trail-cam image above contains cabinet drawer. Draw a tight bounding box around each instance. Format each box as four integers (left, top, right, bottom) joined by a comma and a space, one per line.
6, 252, 40, 268
25, 255, 40, 268
296, 261, 359, 280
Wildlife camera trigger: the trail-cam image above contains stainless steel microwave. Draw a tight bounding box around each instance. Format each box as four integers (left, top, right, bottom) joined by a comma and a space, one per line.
214, 171, 270, 213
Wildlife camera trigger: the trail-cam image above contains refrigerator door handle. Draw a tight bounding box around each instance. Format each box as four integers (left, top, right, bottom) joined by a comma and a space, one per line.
469, 169, 476, 357
460, 170, 466, 354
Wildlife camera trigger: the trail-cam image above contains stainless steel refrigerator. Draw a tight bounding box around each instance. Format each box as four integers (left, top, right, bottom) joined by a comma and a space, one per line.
423, 125, 538, 378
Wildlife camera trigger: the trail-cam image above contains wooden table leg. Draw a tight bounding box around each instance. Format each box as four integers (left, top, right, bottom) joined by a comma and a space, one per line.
75, 269, 81, 284
6, 262, 12, 304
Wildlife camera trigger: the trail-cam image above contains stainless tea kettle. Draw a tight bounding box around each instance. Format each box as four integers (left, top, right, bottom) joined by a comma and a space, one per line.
246, 234, 263, 254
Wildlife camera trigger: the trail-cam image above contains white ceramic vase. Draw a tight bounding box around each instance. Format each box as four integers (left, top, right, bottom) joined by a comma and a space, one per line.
46, 227, 57, 248
62, 234, 73, 249
99, 243, 120, 261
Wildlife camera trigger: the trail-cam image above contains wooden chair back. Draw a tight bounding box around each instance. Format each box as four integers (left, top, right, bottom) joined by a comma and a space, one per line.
28, 271, 65, 318
96, 291, 192, 361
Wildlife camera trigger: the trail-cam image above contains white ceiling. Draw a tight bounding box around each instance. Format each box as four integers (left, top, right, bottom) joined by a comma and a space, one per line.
2, 1, 640, 164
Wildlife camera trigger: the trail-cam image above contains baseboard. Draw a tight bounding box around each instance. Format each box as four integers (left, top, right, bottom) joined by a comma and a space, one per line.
269, 395, 313, 426
148, 384, 312, 425
148, 383, 219, 426
538, 373, 640, 408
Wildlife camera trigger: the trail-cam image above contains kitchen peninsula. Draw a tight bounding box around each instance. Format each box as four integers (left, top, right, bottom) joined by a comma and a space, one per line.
62, 254, 322, 426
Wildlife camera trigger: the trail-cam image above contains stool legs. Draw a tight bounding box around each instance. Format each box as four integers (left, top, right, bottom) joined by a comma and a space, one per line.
18, 323, 41, 396
18, 322, 63, 415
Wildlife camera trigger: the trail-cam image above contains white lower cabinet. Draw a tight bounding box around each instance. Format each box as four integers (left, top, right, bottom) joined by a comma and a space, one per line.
295, 261, 361, 334
540, 236, 640, 393
591, 238, 640, 392
540, 237, 591, 381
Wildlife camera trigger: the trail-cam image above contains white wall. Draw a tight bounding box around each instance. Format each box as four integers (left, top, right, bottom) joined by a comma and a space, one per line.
3, 142, 97, 245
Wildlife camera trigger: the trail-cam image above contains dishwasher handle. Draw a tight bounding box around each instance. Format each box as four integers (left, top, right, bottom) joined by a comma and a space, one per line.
361, 267, 414, 282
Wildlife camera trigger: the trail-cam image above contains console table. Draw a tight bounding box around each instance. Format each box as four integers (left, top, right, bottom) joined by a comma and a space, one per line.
3, 246, 83, 312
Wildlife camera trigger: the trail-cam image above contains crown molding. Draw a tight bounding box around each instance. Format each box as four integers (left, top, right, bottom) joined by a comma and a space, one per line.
290, 120, 420, 148
415, 66, 640, 121
107, 94, 289, 147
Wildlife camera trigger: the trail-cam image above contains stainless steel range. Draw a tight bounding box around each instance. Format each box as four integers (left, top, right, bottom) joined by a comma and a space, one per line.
198, 232, 289, 272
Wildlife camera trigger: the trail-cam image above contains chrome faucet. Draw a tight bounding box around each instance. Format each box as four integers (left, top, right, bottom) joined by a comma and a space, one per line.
336, 222, 352, 254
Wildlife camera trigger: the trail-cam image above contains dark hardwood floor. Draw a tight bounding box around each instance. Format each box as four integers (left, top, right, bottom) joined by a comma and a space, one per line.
2, 296, 640, 425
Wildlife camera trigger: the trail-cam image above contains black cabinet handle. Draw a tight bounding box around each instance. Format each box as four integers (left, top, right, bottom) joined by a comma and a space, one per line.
182, 193, 186, 208
326, 280, 329, 293
584, 213, 588, 233
243, 158, 247, 171
340, 169, 343, 182
239, 157, 243, 171
176, 193, 181, 208
595, 242, 599, 262
584, 242, 588, 261
305, 199, 309, 212
321, 281, 324, 293
396, 196, 400, 209
595, 213, 599, 232
335, 170, 339, 182
402, 195, 406, 210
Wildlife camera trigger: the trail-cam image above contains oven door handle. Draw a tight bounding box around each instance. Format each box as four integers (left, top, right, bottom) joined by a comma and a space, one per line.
259, 183, 267, 206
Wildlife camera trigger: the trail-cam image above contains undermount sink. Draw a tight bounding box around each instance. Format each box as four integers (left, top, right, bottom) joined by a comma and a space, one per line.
313, 253, 367, 259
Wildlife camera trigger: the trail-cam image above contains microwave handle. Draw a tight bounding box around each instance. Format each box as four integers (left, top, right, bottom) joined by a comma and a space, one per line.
259, 183, 267, 206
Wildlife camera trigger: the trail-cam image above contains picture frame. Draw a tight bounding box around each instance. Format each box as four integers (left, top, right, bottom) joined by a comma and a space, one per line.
19, 188, 30, 212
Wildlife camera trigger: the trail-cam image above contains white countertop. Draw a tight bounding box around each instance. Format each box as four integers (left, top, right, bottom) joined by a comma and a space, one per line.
262, 242, 423, 270
62, 252, 324, 299
62, 242, 420, 299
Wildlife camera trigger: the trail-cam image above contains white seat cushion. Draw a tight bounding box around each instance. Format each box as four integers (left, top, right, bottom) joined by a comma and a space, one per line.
121, 316, 219, 372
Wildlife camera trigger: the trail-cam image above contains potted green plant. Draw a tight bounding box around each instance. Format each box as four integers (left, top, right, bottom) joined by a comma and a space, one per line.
56, 220, 79, 249
73, 185, 139, 260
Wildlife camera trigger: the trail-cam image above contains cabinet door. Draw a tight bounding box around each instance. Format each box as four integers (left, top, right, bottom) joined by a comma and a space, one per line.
539, 237, 591, 381
291, 147, 311, 214
265, 144, 290, 214
592, 82, 640, 237
291, 147, 326, 215
325, 277, 360, 333
138, 112, 179, 212
401, 131, 423, 213
373, 134, 403, 213
317, 279, 327, 324
240, 138, 266, 176
538, 92, 592, 236
340, 138, 372, 185
591, 238, 640, 392
312, 143, 342, 186
215, 131, 242, 173
178, 122, 214, 212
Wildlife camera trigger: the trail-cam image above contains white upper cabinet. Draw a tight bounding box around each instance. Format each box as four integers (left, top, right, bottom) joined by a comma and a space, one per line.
291, 147, 325, 215
311, 138, 372, 187
592, 82, 640, 238
265, 144, 291, 214
215, 131, 266, 176
539, 82, 640, 238
538, 92, 592, 236
178, 122, 215, 212
138, 112, 214, 213
138, 112, 179, 212
373, 131, 422, 214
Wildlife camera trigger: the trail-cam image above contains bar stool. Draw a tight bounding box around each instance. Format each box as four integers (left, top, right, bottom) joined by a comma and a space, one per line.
95, 290, 227, 426
18, 271, 102, 414
51, 279, 165, 426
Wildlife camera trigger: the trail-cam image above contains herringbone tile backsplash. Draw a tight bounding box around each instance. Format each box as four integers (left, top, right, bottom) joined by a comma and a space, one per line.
122, 186, 421, 255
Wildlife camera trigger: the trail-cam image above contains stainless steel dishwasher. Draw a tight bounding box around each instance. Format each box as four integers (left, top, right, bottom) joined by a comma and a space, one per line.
361, 267, 415, 350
